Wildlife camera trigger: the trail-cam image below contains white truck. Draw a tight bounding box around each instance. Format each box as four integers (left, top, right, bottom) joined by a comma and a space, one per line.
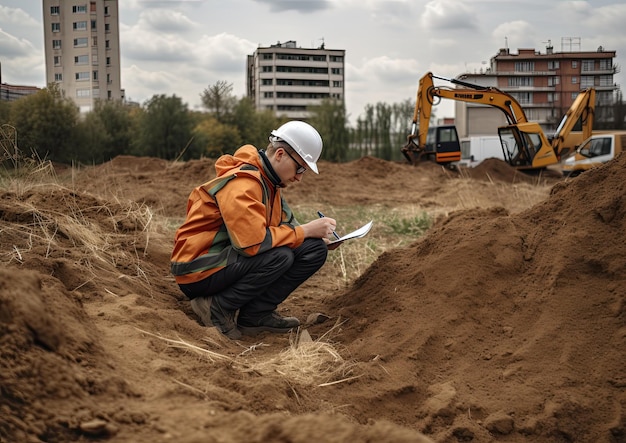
458, 135, 504, 167
562, 131, 626, 177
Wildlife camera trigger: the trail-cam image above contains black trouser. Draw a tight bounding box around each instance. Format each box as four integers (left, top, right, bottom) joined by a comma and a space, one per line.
178, 238, 327, 321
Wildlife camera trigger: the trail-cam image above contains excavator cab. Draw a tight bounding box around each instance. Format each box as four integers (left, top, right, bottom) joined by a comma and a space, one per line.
425, 125, 462, 164
498, 123, 558, 169
402, 124, 461, 166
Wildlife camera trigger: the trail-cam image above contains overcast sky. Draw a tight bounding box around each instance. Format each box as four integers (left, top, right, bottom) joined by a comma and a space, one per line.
1, 0, 625, 124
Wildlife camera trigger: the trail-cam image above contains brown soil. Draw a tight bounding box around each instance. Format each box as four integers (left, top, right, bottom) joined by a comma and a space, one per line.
1, 153, 624, 443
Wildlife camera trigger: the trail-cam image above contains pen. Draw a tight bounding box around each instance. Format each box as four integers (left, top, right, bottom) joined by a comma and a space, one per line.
317, 211, 340, 240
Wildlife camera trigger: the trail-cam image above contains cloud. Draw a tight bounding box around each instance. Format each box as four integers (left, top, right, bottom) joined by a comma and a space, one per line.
0, 28, 36, 58
194, 33, 257, 72
122, 64, 186, 105
0, 5, 39, 28
492, 20, 538, 51
252, 0, 332, 13
137, 9, 199, 33
121, 14, 198, 62
420, 0, 479, 31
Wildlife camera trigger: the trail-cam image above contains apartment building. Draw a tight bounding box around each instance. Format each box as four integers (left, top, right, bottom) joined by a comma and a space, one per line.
0, 83, 40, 102
247, 40, 345, 120
42, 0, 124, 112
454, 39, 619, 138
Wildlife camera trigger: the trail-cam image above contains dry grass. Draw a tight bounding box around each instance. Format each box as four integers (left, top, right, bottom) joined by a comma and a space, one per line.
238, 321, 359, 387
0, 155, 161, 296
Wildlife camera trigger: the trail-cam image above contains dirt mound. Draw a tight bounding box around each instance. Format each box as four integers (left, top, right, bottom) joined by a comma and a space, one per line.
331, 154, 626, 441
1, 153, 623, 442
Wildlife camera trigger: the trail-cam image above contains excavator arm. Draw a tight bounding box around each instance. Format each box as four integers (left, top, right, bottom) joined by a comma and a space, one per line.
550, 88, 595, 159
402, 72, 530, 164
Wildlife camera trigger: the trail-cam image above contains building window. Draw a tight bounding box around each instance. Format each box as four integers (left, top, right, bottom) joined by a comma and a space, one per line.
599, 59, 612, 70
262, 79, 273, 85
50, 6, 60, 15
508, 77, 533, 87
72, 5, 87, 13
330, 55, 343, 62
331, 68, 342, 75
572, 61, 578, 68
263, 92, 274, 98
581, 60, 594, 72
104, 5, 109, 15
54, 56, 61, 66
547, 93, 559, 103
75, 72, 90, 81
92, 36, 97, 46
76, 89, 91, 97
571, 92, 579, 101
571, 76, 578, 84
93, 88, 100, 98
52, 40, 62, 49
105, 23, 110, 32
54, 73, 63, 81
74, 37, 88, 47
262, 54, 273, 60
580, 76, 594, 88
91, 2, 96, 12
548, 76, 560, 86
106, 57, 111, 66
52, 23, 60, 32
262, 66, 273, 72
105, 40, 110, 49
91, 20, 97, 30
514, 61, 534, 72
74, 55, 89, 65
511, 92, 532, 104
333, 81, 342, 87
599, 75, 613, 87
93, 70, 98, 80
548, 61, 559, 70
73, 21, 88, 31
107, 90, 112, 99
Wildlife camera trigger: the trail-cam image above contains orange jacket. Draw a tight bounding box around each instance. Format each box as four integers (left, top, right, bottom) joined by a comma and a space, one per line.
170, 145, 305, 284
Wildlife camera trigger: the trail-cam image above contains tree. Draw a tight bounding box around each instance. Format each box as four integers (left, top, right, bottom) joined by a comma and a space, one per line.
91, 99, 136, 160
9, 84, 80, 163
231, 97, 280, 149
200, 80, 237, 124
192, 115, 241, 158
135, 94, 193, 160
308, 99, 349, 162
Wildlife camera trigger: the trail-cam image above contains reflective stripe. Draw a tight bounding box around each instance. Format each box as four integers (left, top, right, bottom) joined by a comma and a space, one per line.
171, 244, 237, 276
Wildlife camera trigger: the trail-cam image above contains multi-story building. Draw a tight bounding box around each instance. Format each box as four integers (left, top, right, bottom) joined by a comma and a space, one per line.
42, 0, 124, 112
247, 40, 345, 120
0, 83, 40, 102
454, 39, 619, 138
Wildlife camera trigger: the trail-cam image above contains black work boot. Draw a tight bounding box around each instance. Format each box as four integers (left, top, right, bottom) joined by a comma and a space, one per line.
190, 296, 213, 327
238, 311, 300, 336
209, 296, 242, 340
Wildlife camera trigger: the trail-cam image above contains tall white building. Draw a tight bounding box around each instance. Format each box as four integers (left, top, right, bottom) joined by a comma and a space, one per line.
247, 41, 345, 120
42, 0, 124, 112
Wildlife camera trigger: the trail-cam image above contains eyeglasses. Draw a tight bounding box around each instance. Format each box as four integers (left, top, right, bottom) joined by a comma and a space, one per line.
284, 149, 307, 174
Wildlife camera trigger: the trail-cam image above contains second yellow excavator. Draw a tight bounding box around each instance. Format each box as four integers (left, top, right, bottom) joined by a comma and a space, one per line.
401, 72, 595, 171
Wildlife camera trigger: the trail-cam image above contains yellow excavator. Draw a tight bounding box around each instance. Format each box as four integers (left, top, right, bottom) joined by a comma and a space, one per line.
401, 72, 596, 171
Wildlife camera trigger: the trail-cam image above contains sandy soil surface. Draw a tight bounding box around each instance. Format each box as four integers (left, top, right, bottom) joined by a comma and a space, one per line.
1, 153, 624, 443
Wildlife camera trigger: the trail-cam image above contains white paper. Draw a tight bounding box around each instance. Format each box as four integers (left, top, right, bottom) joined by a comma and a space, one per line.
329, 220, 373, 244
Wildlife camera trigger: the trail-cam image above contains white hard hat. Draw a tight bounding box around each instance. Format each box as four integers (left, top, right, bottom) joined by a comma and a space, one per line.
270, 121, 323, 174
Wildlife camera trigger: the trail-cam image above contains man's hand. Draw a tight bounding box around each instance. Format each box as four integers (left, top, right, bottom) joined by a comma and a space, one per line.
301, 217, 337, 240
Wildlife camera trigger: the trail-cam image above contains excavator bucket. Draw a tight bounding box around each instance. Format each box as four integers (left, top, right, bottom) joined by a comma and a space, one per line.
401, 135, 424, 165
